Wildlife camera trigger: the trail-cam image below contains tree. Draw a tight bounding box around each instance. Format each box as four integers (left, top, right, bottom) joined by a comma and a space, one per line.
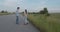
1, 10, 4, 13
44, 8, 48, 14
39, 8, 50, 16
44, 8, 50, 16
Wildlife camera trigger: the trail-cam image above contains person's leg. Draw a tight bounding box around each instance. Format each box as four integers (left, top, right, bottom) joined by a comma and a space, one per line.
24, 16, 26, 24
24, 16, 28, 25
16, 16, 19, 24
26, 17, 29, 24
18, 16, 19, 24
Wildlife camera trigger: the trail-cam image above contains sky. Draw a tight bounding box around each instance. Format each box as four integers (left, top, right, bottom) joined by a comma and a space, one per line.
0, 0, 60, 13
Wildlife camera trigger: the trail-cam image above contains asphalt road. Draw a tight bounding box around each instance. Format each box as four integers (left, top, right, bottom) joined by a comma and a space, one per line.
0, 14, 40, 32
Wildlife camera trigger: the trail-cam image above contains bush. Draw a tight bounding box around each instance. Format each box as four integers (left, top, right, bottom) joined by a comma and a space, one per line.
47, 14, 50, 16
40, 10, 45, 14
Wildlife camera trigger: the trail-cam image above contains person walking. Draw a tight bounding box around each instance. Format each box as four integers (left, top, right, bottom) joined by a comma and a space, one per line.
24, 9, 29, 25
16, 7, 20, 24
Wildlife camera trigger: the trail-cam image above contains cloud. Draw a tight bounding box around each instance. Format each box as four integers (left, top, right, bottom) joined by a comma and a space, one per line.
3, 0, 48, 8
3, 0, 24, 7
38, 0, 48, 4
33, 0, 48, 11
3, 0, 17, 7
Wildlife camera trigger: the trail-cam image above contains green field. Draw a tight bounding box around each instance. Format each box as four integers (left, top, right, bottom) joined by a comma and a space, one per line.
28, 13, 60, 32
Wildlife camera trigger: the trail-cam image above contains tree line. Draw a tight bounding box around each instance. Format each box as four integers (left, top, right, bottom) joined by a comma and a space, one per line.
0, 10, 8, 13
28, 8, 50, 16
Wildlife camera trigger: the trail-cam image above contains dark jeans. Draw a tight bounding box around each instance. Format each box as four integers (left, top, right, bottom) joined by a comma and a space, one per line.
16, 16, 19, 24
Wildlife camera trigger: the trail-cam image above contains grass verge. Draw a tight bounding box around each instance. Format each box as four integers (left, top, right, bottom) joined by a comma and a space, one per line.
28, 14, 60, 32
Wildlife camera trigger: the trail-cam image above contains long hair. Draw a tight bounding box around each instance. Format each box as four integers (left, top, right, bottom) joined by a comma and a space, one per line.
25, 9, 27, 14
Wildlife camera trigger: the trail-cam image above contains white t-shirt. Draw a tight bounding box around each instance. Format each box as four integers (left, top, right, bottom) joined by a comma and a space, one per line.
16, 10, 19, 16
